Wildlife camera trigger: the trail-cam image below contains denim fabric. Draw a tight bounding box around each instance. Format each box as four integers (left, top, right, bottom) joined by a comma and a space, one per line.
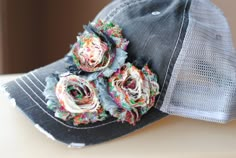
3, 0, 190, 146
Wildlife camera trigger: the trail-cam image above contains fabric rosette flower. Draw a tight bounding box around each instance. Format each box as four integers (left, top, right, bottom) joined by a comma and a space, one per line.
43, 73, 107, 125
72, 33, 115, 72
95, 62, 160, 125
94, 19, 129, 50
65, 19, 129, 80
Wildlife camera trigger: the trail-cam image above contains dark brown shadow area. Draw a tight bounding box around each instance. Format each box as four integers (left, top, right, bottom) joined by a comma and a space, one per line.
0, 0, 110, 73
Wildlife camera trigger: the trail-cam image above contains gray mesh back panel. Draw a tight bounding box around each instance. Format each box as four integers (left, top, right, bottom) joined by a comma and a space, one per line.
160, 0, 236, 123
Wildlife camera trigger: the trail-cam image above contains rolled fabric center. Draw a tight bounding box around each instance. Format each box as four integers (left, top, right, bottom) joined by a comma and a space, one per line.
108, 63, 151, 109
56, 75, 100, 114
73, 34, 112, 72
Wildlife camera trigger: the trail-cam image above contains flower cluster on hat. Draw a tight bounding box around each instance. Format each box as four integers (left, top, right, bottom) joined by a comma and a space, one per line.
43, 19, 160, 126
95, 62, 160, 125
43, 19, 129, 125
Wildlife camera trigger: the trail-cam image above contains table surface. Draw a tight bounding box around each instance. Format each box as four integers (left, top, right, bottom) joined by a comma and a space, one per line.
1, 74, 236, 158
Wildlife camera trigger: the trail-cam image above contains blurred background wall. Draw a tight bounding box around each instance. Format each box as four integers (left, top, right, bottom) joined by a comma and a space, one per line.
0, 0, 235, 74
0, 0, 110, 73
0, 0, 4, 73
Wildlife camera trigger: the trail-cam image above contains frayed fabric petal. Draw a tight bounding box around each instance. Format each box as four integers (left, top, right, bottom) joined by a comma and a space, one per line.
43, 73, 107, 125
65, 19, 129, 79
64, 47, 127, 82
101, 48, 127, 77
95, 78, 121, 117
96, 63, 160, 125
43, 76, 61, 111
94, 19, 129, 50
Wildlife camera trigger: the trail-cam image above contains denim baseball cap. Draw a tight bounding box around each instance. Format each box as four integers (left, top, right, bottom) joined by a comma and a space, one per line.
1, 0, 235, 148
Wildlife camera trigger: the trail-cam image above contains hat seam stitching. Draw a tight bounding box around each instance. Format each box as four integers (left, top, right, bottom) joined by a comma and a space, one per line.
155, 0, 189, 108
104, 0, 147, 22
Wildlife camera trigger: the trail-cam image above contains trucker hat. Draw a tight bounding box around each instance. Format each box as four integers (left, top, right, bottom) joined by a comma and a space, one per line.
1, 0, 236, 148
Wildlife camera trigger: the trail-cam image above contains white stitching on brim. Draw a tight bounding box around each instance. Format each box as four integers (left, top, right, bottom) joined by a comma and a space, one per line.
14, 76, 117, 129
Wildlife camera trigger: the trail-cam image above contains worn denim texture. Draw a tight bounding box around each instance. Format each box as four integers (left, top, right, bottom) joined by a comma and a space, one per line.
3, 0, 190, 146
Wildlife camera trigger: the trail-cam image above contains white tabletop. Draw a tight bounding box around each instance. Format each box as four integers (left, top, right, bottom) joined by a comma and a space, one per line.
0, 74, 236, 158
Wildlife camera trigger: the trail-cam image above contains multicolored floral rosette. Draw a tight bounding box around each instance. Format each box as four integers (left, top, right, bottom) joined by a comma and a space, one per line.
43, 73, 107, 125
43, 19, 160, 126
65, 19, 129, 80
95, 62, 160, 125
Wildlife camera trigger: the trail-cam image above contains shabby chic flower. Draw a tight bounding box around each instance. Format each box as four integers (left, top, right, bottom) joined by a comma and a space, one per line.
43, 73, 107, 125
96, 63, 160, 125
72, 33, 114, 72
68, 20, 129, 79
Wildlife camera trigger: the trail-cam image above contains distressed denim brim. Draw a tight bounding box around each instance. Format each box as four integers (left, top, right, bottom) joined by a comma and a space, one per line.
2, 59, 167, 147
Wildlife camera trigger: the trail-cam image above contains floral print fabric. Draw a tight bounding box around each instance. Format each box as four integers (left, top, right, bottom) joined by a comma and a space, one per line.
96, 63, 159, 125
71, 19, 129, 76
43, 19, 160, 125
43, 73, 107, 125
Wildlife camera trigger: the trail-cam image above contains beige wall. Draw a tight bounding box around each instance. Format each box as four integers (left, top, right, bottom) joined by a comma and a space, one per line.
1, 0, 110, 73
0, 0, 235, 73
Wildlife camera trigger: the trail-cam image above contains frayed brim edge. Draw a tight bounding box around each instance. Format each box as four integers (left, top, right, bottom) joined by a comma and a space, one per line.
0, 83, 86, 148
0, 84, 17, 108
0, 83, 61, 145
